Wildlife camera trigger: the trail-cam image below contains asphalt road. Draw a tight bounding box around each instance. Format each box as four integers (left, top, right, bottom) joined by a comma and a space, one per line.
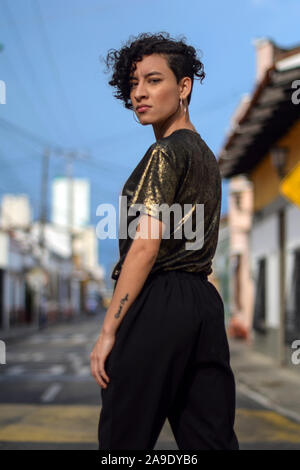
1, 312, 300, 450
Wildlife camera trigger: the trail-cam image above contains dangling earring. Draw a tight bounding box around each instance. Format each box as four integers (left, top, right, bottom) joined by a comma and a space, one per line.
130, 99, 142, 124
180, 97, 187, 114
132, 109, 141, 124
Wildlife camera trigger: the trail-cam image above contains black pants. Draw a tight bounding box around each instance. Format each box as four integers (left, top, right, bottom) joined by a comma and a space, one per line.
98, 270, 239, 450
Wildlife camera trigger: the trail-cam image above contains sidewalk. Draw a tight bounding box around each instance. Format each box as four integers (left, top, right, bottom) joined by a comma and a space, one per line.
229, 337, 300, 424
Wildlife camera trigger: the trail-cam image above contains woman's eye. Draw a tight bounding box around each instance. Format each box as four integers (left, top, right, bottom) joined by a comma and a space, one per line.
129, 79, 160, 89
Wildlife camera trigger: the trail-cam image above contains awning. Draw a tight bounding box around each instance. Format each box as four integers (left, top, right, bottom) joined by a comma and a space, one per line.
218, 60, 300, 178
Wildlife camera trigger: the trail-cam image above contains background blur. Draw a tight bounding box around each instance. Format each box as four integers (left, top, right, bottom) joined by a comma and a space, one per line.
1, 0, 300, 450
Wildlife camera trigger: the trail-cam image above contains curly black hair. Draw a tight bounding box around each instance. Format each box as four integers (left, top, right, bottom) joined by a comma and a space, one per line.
101, 32, 205, 110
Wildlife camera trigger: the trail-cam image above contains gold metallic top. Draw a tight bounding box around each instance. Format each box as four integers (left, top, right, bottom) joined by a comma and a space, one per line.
111, 129, 221, 281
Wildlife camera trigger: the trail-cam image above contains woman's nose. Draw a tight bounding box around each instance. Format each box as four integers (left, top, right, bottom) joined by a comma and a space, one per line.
134, 82, 147, 101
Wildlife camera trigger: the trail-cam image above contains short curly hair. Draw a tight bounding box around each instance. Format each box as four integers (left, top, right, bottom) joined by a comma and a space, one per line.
102, 32, 205, 110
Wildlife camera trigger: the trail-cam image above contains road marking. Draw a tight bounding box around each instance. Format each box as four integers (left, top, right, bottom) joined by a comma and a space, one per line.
76, 366, 90, 377
16, 353, 31, 362
0, 404, 99, 442
66, 352, 84, 373
69, 334, 86, 345
32, 353, 45, 362
0, 373, 93, 382
66, 352, 77, 360
237, 381, 300, 425
49, 365, 65, 375
5, 366, 25, 375
28, 336, 44, 344
235, 409, 300, 443
5, 352, 45, 362
51, 336, 65, 343
0, 405, 300, 444
40, 383, 62, 403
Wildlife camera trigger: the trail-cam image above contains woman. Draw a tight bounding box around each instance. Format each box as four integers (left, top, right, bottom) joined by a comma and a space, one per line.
90, 32, 239, 451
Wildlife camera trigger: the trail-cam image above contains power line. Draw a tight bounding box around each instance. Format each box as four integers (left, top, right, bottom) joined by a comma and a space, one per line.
1, 0, 66, 143
0, 117, 132, 174
0, 117, 62, 151
32, 0, 86, 145
0, 52, 56, 138
86, 90, 247, 149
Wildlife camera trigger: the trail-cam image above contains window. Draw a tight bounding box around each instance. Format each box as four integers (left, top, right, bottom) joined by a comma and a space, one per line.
252, 258, 267, 334
233, 191, 242, 210
285, 248, 300, 343
233, 254, 242, 311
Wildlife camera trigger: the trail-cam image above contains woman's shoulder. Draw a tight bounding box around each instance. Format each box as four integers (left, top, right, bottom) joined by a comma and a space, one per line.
142, 129, 216, 171
143, 139, 175, 167
145, 130, 190, 158
155, 129, 204, 154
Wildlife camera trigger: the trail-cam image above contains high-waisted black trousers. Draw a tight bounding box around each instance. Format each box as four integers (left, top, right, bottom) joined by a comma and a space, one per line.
98, 270, 239, 450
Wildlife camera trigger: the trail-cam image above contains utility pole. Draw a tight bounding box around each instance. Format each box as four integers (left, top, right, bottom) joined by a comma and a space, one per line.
0, 43, 5, 106
39, 147, 50, 262
34, 147, 50, 328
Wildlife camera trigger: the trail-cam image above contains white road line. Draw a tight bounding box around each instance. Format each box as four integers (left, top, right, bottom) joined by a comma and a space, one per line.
68, 353, 84, 373
40, 383, 62, 402
5, 353, 17, 361
28, 336, 44, 344
5, 352, 44, 362
32, 352, 45, 362
5, 365, 25, 375
70, 334, 87, 345
51, 336, 65, 343
48, 365, 65, 375
16, 353, 31, 362
66, 352, 77, 360
237, 380, 300, 424
76, 365, 91, 376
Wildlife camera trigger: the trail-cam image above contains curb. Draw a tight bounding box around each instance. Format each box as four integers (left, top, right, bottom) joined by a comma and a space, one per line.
236, 379, 300, 425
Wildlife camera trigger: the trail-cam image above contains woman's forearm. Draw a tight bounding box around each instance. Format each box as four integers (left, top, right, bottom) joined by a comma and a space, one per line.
101, 247, 158, 335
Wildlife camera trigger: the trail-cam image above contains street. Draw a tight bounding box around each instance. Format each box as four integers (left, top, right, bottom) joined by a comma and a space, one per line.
1, 313, 300, 450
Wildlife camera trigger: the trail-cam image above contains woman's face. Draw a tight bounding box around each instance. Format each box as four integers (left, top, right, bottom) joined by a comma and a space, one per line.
129, 53, 184, 126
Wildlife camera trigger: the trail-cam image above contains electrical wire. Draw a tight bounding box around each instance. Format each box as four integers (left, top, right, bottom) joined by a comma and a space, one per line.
1, 0, 67, 143
32, 0, 87, 145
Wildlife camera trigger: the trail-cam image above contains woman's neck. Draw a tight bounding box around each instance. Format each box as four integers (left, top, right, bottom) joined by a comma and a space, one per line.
153, 114, 197, 141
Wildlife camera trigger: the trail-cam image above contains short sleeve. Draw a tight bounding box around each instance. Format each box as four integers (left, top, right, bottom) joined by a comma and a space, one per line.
128, 143, 178, 221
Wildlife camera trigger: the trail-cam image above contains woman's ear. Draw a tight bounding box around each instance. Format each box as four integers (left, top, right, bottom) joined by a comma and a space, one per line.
179, 76, 192, 102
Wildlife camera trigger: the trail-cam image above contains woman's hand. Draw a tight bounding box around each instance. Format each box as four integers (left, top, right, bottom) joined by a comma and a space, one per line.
90, 330, 116, 389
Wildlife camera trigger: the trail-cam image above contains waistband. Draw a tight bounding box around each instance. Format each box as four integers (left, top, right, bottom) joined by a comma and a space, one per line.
113, 269, 208, 292
146, 269, 208, 282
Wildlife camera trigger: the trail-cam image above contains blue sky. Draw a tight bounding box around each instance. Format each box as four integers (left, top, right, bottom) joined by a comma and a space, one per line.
0, 0, 299, 285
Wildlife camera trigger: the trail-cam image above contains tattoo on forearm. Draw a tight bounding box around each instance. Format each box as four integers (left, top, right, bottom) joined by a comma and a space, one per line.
114, 293, 129, 319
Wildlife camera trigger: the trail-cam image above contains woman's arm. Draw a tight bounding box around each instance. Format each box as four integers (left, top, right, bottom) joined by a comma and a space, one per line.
103, 215, 162, 334
90, 213, 163, 388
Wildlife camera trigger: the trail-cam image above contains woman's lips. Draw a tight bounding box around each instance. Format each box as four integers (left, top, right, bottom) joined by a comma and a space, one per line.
137, 106, 151, 113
